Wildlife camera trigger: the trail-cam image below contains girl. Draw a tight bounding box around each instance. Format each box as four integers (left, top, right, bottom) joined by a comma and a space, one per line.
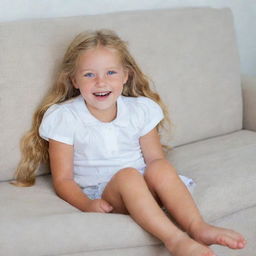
14, 29, 245, 256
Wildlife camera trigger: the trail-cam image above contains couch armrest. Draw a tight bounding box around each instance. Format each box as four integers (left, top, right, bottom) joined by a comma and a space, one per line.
241, 75, 256, 131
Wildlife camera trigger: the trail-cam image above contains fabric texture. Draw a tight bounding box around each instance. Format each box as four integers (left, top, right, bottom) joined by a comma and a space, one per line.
39, 95, 164, 187
168, 130, 256, 222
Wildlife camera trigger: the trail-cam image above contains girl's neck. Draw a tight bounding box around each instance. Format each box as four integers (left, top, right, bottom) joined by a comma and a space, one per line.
86, 102, 118, 123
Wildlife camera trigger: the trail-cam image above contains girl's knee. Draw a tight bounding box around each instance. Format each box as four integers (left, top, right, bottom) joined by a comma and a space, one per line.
115, 167, 143, 182
112, 168, 145, 190
102, 168, 144, 214
144, 159, 177, 185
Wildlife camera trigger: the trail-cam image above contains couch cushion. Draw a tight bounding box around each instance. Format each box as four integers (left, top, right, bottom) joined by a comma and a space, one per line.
0, 7, 242, 181
168, 129, 256, 222
211, 206, 256, 255
0, 176, 160, 256
1, 129, 255, 255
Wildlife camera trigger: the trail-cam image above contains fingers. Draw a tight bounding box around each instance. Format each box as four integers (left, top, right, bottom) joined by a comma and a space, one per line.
100, 200, 113, 213
87, 199, 113, 213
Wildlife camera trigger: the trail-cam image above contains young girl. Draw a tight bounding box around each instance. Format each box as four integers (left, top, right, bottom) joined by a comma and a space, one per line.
14, 29, 246, 256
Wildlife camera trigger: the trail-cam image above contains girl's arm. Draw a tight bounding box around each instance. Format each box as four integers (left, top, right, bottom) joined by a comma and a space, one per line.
48, 139, 112, 213
139, 128, 166, 165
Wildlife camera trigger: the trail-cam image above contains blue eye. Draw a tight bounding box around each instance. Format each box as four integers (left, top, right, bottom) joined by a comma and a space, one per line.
107, 70, 117, 75
84, 73, 95, 78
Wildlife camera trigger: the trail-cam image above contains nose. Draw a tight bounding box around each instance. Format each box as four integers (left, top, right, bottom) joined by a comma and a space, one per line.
95, 75, 106, 87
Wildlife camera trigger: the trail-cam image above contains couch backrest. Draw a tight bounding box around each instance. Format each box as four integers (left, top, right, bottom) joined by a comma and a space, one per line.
0, 8, 242, 181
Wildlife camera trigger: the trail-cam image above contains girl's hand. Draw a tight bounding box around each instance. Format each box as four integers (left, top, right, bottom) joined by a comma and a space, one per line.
86, 199, 113, 213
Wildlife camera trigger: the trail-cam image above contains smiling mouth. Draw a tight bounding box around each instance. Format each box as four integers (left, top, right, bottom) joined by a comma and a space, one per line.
93, 91, 112, 97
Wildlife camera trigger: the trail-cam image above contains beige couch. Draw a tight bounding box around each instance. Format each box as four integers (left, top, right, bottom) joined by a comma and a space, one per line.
0, 7, 255, 256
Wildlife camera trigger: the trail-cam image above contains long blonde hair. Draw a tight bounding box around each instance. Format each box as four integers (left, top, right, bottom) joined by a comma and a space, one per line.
13, 29, 170, 187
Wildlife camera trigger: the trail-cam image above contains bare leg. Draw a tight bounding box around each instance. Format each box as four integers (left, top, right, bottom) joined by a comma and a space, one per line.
144, 159, 246, 250
102, 168, 215, 256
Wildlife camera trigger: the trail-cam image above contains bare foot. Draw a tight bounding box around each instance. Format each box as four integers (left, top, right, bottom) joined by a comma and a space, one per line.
188, 221, 246, 250
164, 232, 216, 256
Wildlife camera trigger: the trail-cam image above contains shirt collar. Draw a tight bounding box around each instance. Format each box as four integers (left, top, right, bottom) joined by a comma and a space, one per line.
74, 94, 129, 127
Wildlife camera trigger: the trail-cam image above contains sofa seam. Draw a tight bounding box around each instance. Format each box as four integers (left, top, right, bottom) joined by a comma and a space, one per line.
210, 204, 256, 223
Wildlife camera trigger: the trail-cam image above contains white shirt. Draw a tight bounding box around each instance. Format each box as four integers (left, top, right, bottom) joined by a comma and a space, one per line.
39, 95, 164, 188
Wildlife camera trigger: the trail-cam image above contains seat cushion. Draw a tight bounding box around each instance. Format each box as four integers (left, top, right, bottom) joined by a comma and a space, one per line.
0, 177, 160, 255
168, 129, 256, 222
1, 129, 255, 255
211, 206, 256, 255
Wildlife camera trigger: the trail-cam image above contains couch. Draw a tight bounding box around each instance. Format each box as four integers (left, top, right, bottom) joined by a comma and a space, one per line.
0, 7, 255, 256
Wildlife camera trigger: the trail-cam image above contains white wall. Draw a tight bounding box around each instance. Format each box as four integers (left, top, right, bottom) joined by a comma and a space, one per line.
0, 0, 255, 76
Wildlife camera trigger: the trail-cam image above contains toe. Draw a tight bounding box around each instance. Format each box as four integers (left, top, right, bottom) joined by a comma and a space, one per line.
237, 239, 246, 249
227, 231, 246, 249
217, 229, 246, 249
216, 235, 238, 249
229, 230, 244, 240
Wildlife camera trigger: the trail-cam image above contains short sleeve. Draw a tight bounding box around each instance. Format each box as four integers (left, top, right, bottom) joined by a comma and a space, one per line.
39, 104, 75, 145
136, 97, 164, 136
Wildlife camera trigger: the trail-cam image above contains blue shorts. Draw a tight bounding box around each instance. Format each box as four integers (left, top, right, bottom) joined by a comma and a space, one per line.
82, 182, 108, 200
82, 175, 196, 200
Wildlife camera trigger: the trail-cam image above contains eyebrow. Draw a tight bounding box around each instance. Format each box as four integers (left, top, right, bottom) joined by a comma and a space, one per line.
79, 66, 122, 73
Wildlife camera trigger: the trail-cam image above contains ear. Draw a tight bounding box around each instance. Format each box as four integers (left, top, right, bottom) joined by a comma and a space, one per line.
123, 69, 129, 85
71, 77, 79, 89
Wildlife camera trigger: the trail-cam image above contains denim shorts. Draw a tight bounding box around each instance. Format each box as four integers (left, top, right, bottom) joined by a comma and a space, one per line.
82, 182, 108, 200
82, 175, 195, 200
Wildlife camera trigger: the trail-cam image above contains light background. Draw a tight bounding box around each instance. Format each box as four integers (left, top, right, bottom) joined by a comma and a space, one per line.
0, 0, 255, 76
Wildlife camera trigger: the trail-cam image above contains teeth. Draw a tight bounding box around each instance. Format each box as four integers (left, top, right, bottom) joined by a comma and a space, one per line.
93, 92, 111, 96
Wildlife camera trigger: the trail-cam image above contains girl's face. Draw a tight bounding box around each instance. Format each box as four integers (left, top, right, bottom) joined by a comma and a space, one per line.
72, 46, 128, 121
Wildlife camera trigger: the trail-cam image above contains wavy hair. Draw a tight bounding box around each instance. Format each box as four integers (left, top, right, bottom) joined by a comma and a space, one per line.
12, 29, 171, 187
